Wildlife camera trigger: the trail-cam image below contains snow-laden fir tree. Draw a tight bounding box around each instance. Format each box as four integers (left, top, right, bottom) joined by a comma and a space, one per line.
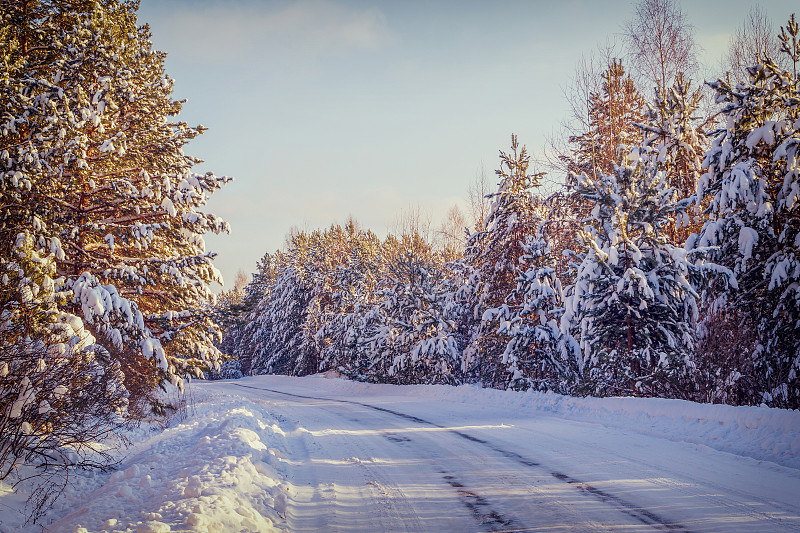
461, 135, 543, 388
301, 224, 386, 377
210, 270, 253, 379
0, 1, 231, 413
563, 154, 713, 397
692, 15, 800, 408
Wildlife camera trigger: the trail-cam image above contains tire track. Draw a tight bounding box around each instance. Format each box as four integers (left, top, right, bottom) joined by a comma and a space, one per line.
505, 418, 800, 532
311, 400, 522, 532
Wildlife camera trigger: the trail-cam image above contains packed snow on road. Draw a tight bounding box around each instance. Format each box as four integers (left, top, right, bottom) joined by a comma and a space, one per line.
2, 374, 799, 532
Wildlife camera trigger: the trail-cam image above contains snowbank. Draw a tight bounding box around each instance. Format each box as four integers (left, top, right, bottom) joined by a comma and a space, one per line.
0, 387, 291, 533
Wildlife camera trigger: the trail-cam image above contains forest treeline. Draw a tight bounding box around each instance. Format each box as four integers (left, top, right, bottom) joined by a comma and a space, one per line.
217, 9, 800, 412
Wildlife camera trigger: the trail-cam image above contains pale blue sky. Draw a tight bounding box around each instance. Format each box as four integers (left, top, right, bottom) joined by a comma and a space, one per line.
136, 0, 797, 290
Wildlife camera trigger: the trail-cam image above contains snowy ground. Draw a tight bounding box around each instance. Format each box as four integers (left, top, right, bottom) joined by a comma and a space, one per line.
1, 374, 799, 532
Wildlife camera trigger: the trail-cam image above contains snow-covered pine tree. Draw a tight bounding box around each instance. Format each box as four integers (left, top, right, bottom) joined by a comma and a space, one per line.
0, 0, 233, 509
635, 73, 708, 242
563, 155, 709, 397
564, 59, 646, 181
693, 15, 800, 408
248, 264, 310, 376
637, 74, 707, 199
0, 1, 231, 410
210, 270, 251, 379
461, 135, 543, 389
494, 229, 580, 393
247, 232, 316, 376
315, 223, 383, 377
245, 224, 384, 378
228, 251, 283, 376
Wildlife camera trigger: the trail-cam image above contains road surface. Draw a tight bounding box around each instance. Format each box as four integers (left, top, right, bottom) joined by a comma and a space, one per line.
201, 377, 800, 533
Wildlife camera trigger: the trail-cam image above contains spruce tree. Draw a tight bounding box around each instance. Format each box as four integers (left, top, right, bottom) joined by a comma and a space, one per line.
563, 156, 710, 397
247, 232, 315, 376
693, 15, 800, 408
316, 223, 383, 377
244, 224, 384, 378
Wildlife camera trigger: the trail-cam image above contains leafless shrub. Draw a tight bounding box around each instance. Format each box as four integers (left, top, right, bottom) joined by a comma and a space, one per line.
467, 164, 493, 231
690, 310, 757, 405
436, 204, 468, 261
0, 332, 128, 523
543, 40, 619, 177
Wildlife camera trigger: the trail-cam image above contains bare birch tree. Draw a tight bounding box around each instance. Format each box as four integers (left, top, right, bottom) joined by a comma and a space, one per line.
436, 204, 468, 261
544, 41, 619, 176
467, 164, 493, 231
724, 5, 784, 84
623, 0, 699, 95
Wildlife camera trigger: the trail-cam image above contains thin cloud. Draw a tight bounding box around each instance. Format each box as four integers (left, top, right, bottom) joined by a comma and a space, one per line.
146, 0, 393, 65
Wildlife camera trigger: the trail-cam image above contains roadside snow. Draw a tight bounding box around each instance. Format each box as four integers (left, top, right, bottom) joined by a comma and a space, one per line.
1, 386, 290, 532
0, 375, 798, 532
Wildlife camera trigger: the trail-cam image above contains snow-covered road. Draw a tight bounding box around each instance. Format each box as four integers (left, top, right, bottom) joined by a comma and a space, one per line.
6, 375, 800, 532
202, 377, 800, 532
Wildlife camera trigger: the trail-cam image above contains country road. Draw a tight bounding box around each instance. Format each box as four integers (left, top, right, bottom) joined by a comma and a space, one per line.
200, 377, 800, 532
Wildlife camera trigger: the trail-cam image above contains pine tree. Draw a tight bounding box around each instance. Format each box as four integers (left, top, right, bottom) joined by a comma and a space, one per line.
495, 230, 579, 393
565, 59, 646, 181
247, 232, 316, 376
228, 251, 283, 376
0, 0, 231, 514
367, 238, 460, 385
693, 15, 800, 408
637, 73, 707, 203
0, 1, 231, 408
635, 73, 708, 243
316, 223, 383, 376
244, 224, 385, 378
